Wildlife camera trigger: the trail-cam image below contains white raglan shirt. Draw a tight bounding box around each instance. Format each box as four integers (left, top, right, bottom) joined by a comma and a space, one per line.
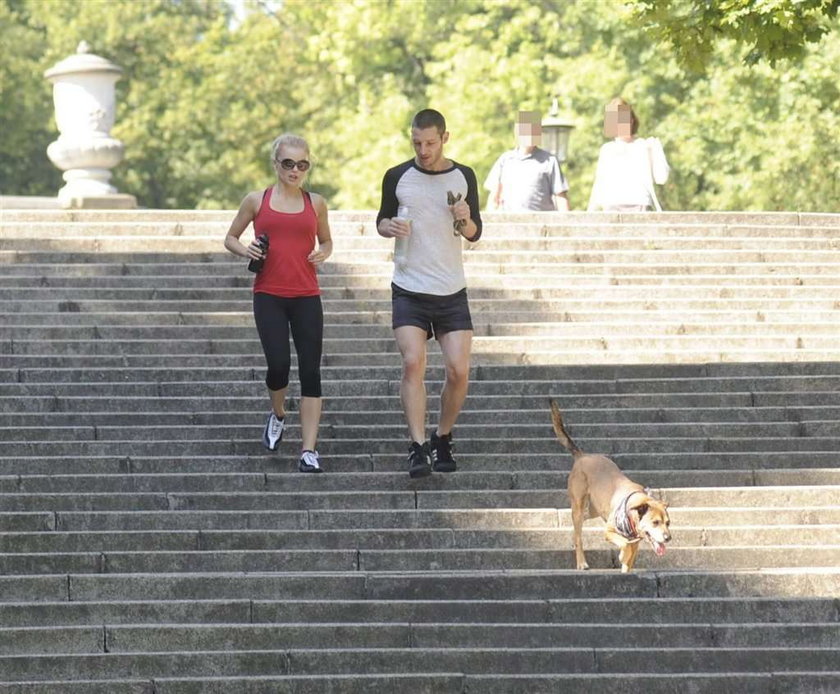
377, 159, 483, 296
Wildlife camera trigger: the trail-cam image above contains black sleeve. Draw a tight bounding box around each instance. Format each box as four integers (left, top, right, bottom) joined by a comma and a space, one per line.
462, 165, 483, 242
376, 165, 402, 227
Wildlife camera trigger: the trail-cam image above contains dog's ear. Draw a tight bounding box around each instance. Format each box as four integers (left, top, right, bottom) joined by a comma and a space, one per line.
627, 495, 650, 517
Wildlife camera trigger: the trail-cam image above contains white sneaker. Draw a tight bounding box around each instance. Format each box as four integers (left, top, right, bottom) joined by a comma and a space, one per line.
298, 449, 323, 473
262, 412, 284, 451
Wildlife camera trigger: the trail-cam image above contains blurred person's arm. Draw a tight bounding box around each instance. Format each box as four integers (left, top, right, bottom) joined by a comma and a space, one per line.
483, 155, 504, 210
648, 137, 670, 184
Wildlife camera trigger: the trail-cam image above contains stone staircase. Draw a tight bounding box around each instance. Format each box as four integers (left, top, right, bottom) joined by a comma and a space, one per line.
0, 207, 838, 693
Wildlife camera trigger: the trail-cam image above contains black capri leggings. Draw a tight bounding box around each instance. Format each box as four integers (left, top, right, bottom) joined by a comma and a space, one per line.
253, 292, 323, 397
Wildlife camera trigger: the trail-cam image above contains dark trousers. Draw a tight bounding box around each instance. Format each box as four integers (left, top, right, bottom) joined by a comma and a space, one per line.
253, 292, 323, 397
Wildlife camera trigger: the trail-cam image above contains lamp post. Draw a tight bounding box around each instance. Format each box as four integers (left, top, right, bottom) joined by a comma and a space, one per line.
541, 97, 575, 163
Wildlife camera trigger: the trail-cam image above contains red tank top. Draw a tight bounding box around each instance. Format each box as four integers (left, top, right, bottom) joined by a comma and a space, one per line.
252, 186, 320, 298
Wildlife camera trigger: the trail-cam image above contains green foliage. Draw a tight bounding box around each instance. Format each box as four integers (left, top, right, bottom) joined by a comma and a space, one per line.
0, 1, 59, 194
0, 0, 837, 212
632, 0, 840, 72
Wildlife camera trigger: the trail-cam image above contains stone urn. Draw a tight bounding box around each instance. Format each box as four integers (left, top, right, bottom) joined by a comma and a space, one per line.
44, 41, 133, 207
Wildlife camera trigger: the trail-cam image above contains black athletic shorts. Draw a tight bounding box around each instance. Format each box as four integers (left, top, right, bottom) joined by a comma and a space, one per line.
391, 282, 473, 340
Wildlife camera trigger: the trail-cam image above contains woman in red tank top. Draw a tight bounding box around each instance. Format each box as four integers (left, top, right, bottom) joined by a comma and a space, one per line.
224, 134, 333, 472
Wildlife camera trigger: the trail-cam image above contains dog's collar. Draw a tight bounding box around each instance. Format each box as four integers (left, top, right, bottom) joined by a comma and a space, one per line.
613, 489, 650, 542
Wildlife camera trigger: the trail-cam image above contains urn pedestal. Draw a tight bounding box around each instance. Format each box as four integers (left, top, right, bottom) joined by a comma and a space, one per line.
44, 41, 136, 208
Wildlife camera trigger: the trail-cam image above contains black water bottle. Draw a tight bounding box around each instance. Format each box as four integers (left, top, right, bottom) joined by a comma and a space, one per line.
248, 234, 269, 273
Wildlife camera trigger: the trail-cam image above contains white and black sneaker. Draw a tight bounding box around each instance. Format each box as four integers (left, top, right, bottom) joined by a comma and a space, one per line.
262, 412, 285, 451
299, 449, 323, 473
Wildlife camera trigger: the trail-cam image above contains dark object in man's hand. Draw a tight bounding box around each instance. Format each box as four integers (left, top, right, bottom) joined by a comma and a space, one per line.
248, 234, 269, 273
447, 190, 467, 236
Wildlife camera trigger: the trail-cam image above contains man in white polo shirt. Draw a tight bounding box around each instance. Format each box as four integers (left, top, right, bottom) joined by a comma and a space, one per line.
376, 109, 483, 478
485, 110, 570, 211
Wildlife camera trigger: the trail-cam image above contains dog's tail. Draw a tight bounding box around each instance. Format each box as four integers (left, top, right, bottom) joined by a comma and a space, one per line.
549, 398, 582, 456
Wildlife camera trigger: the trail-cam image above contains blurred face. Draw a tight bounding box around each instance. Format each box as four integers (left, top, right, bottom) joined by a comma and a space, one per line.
274, 145, 310, 187
515, 111, 542, 148
412, 126, 449, 170
604, 104, 634, 139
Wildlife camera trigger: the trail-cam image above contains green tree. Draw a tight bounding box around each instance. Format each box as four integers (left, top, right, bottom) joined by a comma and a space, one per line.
631, 0, 840, 71
0, 0, 59, 195
1, 0, 837, 212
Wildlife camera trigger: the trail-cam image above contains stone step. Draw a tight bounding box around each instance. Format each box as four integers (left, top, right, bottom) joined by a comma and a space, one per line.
4, 336, 835, 361
0, 436, 835, 457
14, 568, 840, 601
0, 452, 834, 477
3, 309, 837, 331
3, 295, 836, 314
1, 418, 832, 443
3, 269, 835, 288
2, 284, 838, 301
5, 670, 834, 693
3, 369, 836, 391
13, 504, 834, 533
1, 385, 834, 410
2, 404, 837, 425
0, 621, 837, 656
5, 237, 840, 266
2, 525, 838, 555
1, 212, 836, 233
0, 485, 835, 512
1, 596, 831, 627
6, 545, 840, 574
3, 208, 836, 224
3, 464, 838, 489
2, 254, 838, 278
3, 228, 840, 257
4, 349, 839, 368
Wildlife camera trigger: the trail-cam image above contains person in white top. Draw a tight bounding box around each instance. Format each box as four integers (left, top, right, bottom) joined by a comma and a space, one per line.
587, 98, 670, 212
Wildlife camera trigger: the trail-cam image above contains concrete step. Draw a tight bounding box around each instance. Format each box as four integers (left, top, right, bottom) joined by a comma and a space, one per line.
3, 525, 838, 556
0, 484, 836, 512
0, 210, 837, 688
0, 418, 830, 443
0, 621, 831, 655
36, 283, 828, 301
3, 268, 836, 287
0, 437, 836, 458
0, 451, 832, 476
5, 236, 840, 267
17, 669, 833, 694
2, 405, 839, 428
35, 568, 840, 601
2, 253, 839, 279
4, 504, 833, 533
2, 208, 837, 224
0, 596, 833, 627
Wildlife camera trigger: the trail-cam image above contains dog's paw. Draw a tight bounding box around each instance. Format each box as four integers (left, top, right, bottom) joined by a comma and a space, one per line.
577, 562, 590, 571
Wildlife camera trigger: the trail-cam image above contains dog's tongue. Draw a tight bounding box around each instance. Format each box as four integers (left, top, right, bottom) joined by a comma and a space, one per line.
653, 541, 666, 557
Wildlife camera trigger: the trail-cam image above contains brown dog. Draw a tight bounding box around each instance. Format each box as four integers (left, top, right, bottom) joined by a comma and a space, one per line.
549, 399, 671, 573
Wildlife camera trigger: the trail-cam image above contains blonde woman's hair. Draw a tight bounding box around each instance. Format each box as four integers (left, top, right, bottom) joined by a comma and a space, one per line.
271, 133, 310, 163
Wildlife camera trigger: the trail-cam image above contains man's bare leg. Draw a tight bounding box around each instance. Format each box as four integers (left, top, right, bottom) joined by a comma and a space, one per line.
394, 326, 429, 443
436, 329, 472, 436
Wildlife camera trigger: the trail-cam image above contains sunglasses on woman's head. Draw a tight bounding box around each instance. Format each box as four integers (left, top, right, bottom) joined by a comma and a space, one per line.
278, 158, 311, 172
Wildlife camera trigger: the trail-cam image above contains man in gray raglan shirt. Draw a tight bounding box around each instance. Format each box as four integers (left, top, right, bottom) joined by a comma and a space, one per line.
376, 109, 483, 478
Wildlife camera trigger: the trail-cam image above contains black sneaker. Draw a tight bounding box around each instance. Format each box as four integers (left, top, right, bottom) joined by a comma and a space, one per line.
407, 441, 432, 479
430, 431, 457, 472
